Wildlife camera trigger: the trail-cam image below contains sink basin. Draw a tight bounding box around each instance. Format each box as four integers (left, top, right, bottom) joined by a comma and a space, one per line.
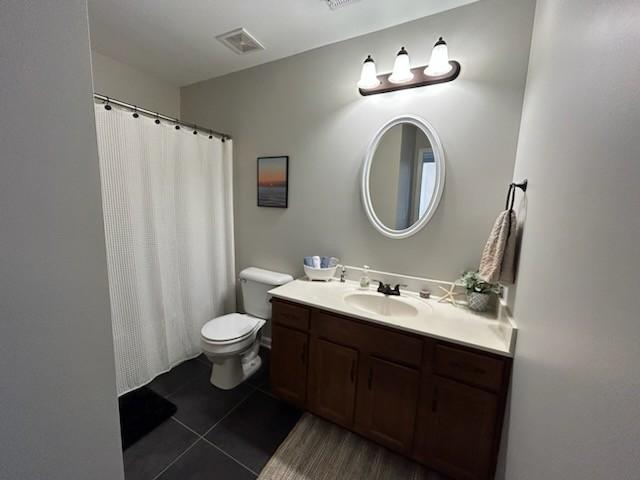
343, 292, 421, 318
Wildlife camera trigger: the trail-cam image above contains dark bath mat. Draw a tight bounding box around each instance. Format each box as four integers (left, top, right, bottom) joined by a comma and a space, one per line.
118, 386, 177, 450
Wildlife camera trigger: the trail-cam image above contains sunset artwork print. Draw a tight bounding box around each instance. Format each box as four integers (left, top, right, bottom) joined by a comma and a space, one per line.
257, 156, 289, 208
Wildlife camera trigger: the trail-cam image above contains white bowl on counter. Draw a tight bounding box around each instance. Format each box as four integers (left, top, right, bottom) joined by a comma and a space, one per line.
304, 265, 338, 282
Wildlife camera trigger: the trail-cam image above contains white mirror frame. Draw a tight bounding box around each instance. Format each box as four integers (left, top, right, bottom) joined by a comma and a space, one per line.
361, 115, 445, 239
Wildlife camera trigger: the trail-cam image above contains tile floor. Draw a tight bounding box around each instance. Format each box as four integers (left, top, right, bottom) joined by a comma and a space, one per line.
122, 348, 302, 480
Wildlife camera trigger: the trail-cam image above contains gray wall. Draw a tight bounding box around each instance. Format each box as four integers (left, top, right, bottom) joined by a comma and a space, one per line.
91, 50, 180, 117
500, 1, 640, 479
181, 0, 535, 281
0, 1, 124, 479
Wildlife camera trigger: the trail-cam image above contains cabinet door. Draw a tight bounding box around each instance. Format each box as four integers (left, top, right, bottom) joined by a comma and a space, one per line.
272, 300, 310, 331
270, 324, 308, 407
356, 356, 420, 453
308, 338, 358, 427
419, 376, 499, 480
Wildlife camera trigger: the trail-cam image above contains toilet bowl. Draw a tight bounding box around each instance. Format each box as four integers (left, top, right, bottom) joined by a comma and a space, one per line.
201, 313, 266, 390
200, 267, 293, 390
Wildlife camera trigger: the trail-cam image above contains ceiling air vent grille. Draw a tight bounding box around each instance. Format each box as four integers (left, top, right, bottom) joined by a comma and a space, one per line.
216, 28, 264, 55
326, 0, 361, 10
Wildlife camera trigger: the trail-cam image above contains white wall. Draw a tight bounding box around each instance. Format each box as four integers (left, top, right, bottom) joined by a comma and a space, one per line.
0, 2, 124, 479
181, 0, 536, 282
91, 50, 180, 117
501, 1, 640, 479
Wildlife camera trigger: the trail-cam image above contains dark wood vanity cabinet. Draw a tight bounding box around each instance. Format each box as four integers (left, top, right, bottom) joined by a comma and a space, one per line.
308, 338, 358, 427
355, 356, 421, 453
270, 324, 308, 407
414, 376, 500, 480
270, 298, 511, 480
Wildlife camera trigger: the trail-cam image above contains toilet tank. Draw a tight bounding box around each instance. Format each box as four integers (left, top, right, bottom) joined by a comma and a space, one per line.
240, 267, 293, 319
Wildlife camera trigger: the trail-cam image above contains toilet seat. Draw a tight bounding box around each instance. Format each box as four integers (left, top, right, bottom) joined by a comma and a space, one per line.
201, 313, 264, 345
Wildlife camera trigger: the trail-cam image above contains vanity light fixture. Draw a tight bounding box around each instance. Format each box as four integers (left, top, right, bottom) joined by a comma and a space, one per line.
424, 37, 453, 76
357, 37, 461, 96
357, 55, 381, 89
388, 47, 414, 84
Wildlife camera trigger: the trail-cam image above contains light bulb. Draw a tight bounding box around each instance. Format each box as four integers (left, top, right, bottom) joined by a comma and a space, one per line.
424, 37, 453, 77
388, 47, 414, 84
357, 55, 380, 89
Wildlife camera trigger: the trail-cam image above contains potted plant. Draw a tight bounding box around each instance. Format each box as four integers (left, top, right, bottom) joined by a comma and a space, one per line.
458, 271, 500, 312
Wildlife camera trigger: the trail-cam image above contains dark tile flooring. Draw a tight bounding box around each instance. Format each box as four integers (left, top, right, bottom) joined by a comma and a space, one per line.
122, 348, 302, 480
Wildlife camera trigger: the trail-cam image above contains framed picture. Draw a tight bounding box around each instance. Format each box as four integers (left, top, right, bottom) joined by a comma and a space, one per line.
257, 156, 289, 208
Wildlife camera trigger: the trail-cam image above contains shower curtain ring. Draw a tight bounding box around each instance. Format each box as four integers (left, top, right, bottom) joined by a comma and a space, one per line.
104, 97, 112, 110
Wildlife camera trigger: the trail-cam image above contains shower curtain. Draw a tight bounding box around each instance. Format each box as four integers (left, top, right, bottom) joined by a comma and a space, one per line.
94, 106, 235, 395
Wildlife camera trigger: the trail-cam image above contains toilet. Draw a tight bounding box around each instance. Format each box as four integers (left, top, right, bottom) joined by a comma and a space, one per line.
201, 267, 293, 390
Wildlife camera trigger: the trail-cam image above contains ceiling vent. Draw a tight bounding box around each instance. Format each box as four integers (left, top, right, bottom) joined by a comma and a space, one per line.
326, 0, 361, 10
216, 28, 264, 54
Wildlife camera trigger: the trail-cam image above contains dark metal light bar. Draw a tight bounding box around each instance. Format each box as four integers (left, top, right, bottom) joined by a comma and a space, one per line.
358, 61, 461, 96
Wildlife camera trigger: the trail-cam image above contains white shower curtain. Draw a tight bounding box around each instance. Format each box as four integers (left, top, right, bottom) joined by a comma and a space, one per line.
94, 106, 235, 395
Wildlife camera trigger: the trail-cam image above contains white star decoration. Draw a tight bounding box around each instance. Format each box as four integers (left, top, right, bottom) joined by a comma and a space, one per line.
438, 283, 463, 305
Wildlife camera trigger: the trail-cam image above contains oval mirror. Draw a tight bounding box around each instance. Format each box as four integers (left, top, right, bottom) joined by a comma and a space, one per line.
362, 116, 445, 239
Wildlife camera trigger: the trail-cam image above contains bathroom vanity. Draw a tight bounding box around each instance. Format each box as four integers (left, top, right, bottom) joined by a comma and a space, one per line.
268, 279, 515, 480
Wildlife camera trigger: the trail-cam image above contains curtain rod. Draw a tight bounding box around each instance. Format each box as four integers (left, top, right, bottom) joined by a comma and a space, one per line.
93, 93, 231, 141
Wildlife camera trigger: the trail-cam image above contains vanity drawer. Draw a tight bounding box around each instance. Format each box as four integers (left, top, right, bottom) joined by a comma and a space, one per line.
362, 324, 423, 368
272, 300, 310, 331
434, 344, 505, 392
311, 310, 362, 349
312, 310, 422, 368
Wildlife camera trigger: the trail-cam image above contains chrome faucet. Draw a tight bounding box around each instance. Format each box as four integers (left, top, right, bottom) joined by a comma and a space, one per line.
340, 266, 347, 283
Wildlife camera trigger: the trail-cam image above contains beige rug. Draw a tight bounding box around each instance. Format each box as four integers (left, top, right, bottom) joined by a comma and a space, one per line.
258, 413, 446, 480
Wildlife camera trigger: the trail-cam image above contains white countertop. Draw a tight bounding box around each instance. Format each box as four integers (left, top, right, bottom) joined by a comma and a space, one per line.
269, 279, 517, 357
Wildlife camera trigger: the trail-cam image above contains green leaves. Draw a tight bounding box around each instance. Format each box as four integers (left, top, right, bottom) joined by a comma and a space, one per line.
458, 270, 500, 294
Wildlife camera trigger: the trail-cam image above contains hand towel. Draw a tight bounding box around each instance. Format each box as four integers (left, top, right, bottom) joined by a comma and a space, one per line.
478, 209, 517, 284
304, 256, 314, 267
320, 256, 329, 268
312, 256, 321, 269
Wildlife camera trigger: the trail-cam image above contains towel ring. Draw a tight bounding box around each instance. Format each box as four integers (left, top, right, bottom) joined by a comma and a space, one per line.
505, 179, 528, 210
505, 179, 527, 237
513, 179, 528, 192
505, 184, 514, 211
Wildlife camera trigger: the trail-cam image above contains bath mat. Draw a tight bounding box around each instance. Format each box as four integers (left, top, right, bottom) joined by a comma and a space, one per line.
118, 386, 177, 450
258, 413, 445, 480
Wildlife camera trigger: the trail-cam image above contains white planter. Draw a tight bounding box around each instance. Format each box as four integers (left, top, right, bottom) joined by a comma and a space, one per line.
466, 291, 491, 312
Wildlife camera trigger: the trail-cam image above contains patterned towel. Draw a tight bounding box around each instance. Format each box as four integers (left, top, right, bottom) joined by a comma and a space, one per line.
479, 209, 517, 284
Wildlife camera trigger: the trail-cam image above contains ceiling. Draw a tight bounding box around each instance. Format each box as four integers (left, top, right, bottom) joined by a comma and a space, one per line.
88, 0, 478, 87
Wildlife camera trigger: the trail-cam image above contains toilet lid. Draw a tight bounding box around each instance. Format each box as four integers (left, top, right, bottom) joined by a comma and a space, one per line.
201, 313, 262, 342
